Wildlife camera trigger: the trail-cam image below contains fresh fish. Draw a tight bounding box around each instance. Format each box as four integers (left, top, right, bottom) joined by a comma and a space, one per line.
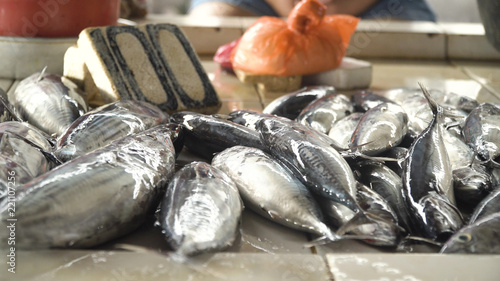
0, 121, 54, 151
353, 160, 413, 232
8, 71, 86, 136
431, 90, 479, 113
440, 212, 500, 254
443, 128, 475, 171
228, 110, 274, 131
399, 94, 432, 136
296, 93, 354, 134
0, 126, 176, 249
158, 162, 242, 256
355, 182, 399, 225
463, 103, 500, 165
351, 90, 393, 112
468, 187, 500, 224
56, 100, 168, 161
349, 102, 408, 156
0, 89, 21, 122
0, 134, 52, 201
212, 146, 336, 240
375, 87, 477, 113
328, 112, 363, 150
164, 123, 184, 157
263, 86, 335, 120
170, 111, 265, 160
257, 117, 359, 211
453, 165, 492, 207
402, 85, 463, 241
314, 192, 403, 247
256, 117, 399, 244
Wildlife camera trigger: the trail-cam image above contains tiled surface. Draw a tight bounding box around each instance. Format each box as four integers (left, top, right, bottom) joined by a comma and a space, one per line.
1, 251, 332, 281
327, 254, 500, 281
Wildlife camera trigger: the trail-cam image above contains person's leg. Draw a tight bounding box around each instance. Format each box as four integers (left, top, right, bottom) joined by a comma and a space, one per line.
189, 1, 256, 16
189, 0, 280, 17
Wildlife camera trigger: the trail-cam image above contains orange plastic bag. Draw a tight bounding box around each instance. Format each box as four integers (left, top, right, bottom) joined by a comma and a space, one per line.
230, 0, 359, 76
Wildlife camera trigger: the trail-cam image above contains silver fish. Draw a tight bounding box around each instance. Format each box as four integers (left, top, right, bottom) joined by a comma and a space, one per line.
0, 121, 57, 200
353, 160, 413, 233
0, 89, 21, 122
402, 84, 463, 241
0, 126, 176, 249
351, 90, 394, 112
314, 190, 403, 247
263, 86, 335, 120
440, 212, 500, 254
257, 117, 358, 211
228, 110, 275, 131
328, 112, 363, 150
0, 133, 52, 200
56, 100, 168, 161
349, 102, 408, 156
443, 128, 475, 171
170, 111, 265, 160
158, 161, 242, 256
0, 121, 54, 151
468, 187, 500, 224
453, 165, 492, 207
256, 117, 400, 244
8, 71, 86, 136
296, 93, 354, 134
463, 103, 500, 165
212, 146, 336, 240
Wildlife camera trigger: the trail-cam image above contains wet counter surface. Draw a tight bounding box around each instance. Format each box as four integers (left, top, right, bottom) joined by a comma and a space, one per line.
2, 57, 500, 280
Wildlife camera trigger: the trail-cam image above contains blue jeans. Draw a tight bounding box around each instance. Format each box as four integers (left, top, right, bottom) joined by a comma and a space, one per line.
189, 0, 436, 21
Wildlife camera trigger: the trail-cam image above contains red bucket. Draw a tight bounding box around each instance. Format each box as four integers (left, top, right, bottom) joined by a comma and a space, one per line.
0, 0, 121, 37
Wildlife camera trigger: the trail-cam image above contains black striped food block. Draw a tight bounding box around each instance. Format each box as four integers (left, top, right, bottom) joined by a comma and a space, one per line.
65, 24, 221, 114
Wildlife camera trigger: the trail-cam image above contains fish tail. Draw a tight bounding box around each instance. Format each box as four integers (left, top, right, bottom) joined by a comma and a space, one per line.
418, 83, 440, 115
303, 235, 337, 248
335, 211, 375, 236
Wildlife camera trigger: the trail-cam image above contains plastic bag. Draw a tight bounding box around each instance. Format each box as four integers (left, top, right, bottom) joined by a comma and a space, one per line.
230, 0, 359, 76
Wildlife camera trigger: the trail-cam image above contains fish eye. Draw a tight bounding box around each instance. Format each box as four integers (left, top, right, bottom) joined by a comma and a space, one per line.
457, 233, 472, 243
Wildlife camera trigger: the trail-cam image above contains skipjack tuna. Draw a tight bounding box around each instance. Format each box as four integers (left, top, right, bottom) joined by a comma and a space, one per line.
158, 161, 242, 256
8, 71, 87, 137
212, 146, 337, 241
0, 122, 56, 201
0, 125, 176, 249
56, 100, 169, 162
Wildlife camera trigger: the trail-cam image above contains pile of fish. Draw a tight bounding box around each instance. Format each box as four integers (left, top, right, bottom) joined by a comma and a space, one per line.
1, 72, 500, 256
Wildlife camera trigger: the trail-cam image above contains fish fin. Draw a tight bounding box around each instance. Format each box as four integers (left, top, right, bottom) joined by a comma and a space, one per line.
37, 66, 48, 82
398, 235, 443, 251
335, 212, 375, 236
303, 235, 336, 248
418, 82, 440, 115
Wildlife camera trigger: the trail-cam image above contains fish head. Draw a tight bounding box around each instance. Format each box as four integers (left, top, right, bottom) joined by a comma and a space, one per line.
418, 193, 464, 242
440, 213, 500, 254
440, 229, 479, 254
